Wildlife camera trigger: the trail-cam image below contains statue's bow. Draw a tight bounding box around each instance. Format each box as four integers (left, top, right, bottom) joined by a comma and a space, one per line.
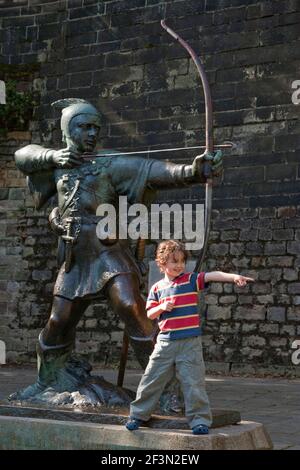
161, 20, 214, 273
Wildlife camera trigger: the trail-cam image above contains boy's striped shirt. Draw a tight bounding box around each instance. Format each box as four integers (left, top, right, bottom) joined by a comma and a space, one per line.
146, 272, 207, 340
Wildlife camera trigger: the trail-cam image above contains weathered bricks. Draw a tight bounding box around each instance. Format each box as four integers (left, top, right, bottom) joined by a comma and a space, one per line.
0, 1, 300, 374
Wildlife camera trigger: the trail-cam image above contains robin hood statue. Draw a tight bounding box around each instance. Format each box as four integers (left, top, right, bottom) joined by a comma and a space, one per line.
10, 98, 222, 407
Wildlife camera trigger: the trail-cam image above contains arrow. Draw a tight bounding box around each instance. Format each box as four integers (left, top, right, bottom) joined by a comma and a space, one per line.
82, 142, 234, 159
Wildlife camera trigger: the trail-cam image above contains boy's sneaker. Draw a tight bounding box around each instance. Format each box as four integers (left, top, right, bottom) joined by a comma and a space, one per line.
125, 417, 145, 431
192, 424, 209, 435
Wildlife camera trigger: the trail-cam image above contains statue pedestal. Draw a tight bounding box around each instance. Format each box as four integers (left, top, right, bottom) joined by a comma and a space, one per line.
0, 404, 272, 450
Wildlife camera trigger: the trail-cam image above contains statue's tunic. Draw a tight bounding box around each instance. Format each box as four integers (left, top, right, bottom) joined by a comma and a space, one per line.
53, 156, 153, 299
15, 145, 199, 300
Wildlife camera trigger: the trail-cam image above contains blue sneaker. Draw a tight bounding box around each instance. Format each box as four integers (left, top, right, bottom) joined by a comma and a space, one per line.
125, 417, 144, 431
192, 424, 209, 435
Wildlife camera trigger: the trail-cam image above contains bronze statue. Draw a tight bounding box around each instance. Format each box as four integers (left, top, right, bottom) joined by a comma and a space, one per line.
10, 98, 222, 407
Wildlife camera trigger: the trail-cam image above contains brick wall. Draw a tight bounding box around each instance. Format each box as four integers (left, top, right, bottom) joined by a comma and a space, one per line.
0, 0, 299, 375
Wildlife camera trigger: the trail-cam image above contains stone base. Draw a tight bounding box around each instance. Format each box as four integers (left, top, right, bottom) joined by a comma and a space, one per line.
0, 403, 240, 429
0, 414, 273, 450
7, 356, 135, 407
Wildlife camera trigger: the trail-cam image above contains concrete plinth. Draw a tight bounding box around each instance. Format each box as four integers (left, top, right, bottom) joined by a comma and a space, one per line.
0, 404, 241, 429
0, 414, 272, 450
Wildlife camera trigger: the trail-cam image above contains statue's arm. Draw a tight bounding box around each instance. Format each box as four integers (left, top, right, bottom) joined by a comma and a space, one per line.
15, 144, 82, 174
14, 144, 55, 175
109, 156, 206, 199
147, 159, 205, 189
14, 145, 58, 210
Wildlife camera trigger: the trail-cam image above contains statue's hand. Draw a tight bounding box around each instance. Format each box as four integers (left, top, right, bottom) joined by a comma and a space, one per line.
210, 149, 223, 177
192, 149, 223, 180
50, 147, 83, 168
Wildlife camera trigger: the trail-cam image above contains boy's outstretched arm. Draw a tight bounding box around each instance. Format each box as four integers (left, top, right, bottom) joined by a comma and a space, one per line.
204, 272, 254, 287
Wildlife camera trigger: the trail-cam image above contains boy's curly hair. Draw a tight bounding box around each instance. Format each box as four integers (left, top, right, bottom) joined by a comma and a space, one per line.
155, 240, 189, 272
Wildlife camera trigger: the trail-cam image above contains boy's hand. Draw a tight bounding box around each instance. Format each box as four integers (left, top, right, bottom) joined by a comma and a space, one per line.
161, 300, 175, 312
234, 275, 255, 287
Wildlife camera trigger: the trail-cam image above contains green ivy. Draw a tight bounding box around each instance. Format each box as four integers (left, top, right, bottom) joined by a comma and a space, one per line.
0, 80, 38, 137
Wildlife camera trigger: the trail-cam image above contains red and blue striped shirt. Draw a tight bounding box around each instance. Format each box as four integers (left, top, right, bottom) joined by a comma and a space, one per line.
146, 272, 207, 340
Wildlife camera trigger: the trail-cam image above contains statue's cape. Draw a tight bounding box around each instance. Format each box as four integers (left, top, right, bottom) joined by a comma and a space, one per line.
27, 171, 56, 210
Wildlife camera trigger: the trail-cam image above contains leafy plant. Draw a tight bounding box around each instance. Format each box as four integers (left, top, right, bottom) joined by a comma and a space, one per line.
0, 80, 38, 137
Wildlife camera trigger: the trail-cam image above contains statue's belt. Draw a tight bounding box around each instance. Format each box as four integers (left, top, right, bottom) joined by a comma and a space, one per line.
50, 211, 116, 241
53, 214, 103, 242
71, 214, 102, 225
60, 214, 102, 226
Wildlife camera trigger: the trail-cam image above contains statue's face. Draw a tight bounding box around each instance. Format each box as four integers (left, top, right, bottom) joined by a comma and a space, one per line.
68, 113, 101, 152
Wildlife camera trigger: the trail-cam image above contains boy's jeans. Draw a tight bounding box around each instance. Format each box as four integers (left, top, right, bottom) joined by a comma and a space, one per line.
130, 335, 212, 429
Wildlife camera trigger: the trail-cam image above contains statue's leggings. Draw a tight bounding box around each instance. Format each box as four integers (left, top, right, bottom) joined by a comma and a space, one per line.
41, 273, 156, 368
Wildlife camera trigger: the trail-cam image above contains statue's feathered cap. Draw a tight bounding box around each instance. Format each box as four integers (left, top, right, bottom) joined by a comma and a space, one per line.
51, 98, 101, 141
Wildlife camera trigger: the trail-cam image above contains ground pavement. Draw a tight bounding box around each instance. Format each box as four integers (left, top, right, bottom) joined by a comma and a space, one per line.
0, 365, 299, 450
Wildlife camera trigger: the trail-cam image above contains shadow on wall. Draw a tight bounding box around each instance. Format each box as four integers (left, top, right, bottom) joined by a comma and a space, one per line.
0, 341, 6, 364
0, 80, 5, 104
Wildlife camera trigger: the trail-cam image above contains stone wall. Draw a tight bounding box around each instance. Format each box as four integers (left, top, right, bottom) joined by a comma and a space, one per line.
0, 0, 299, 375
201, 206, 300, 375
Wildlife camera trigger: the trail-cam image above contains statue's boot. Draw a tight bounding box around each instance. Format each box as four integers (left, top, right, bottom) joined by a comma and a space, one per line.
159, 376, 184, 414
8, 333, 74, 401
129, 335, 155, 369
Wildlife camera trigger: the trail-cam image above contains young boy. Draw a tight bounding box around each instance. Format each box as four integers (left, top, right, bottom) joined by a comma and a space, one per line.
125, 240, 254, 435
